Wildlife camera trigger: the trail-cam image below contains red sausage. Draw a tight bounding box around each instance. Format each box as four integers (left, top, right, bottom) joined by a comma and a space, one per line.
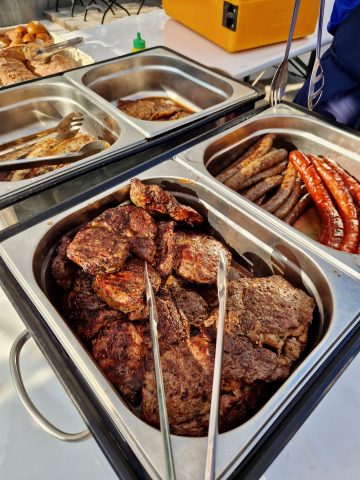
289, 151, 344, 250
310, 155, 359, 253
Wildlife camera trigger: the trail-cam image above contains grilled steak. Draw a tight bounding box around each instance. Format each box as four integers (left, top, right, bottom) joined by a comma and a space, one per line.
142, 335, 272, 436
130, 178, 204, 226
67, 226, 130, 275
156, 221, 176, 277
204, 276, 315, 364
174, 231, 232, 284
51, 235, 75, 289
92, 321, 146, 405
93, 258, 161, 320
67, 205, 157, 274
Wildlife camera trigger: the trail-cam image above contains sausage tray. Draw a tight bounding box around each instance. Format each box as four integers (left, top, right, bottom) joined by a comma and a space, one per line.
174, 102, 360, 280
1, 159, 360, 479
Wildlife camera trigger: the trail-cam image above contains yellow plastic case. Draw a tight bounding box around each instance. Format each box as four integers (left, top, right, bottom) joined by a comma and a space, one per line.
163, 0, 320, 52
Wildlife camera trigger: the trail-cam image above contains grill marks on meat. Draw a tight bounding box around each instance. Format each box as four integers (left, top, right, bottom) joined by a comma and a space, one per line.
66, 205, 157, 274
51, 235, 75, 289
174, 231, 232, 284
130, 178, 204, 226
92, 321, 145, 405
93, 259, 161, 320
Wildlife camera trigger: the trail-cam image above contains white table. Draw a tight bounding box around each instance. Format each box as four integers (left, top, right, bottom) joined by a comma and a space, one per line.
59, 1, 334, 79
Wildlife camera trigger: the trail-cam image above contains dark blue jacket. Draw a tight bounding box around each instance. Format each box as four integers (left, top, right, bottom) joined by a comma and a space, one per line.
293, 4, 360, 130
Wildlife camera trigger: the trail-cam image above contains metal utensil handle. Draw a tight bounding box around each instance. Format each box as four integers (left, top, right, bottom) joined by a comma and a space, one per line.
316, 0, 326, 59
145, 264, 176, 480
36, 37, 84, 56
284, 0, 301, 60
204, 251, 228, 480
9, 330, 91, 443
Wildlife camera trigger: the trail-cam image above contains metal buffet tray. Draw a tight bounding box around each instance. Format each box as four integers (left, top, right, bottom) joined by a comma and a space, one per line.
0, 76, 144, 206
65, 47, 258, 138
175, 102, 360, 281
1, 160, 360, 479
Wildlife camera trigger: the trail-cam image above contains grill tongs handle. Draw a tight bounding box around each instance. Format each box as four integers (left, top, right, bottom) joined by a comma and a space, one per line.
204, 251, 229, 480
144, 263, 176, 480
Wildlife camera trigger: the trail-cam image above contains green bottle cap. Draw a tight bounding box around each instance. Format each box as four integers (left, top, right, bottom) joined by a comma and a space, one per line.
133, 32, 146, 50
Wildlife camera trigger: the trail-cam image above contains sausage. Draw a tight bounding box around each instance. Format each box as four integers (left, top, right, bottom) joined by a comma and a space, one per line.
289, 151, 344, 249
284, 193, 313, 225
244, 175, 284, 202
239, 159, 288, 190
216, 133, 276, 183
323, 157, 360, 206
310, 155, 359, 253
225, 148, 288, 191
261, 161, 297, 213
274, 175, 302, 219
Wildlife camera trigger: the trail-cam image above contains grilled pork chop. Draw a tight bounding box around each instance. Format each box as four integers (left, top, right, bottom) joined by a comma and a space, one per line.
117, 97, 191, 121
155, 221, 176, 277
93, 258, 161, 320
92, 320, 146, 405
64, 270, 123, 341
174, 231, 232, 284
142, 335, 278, 436
130, 178, 204, 226
67, 205, 157, 274
203, 276, 315, 364
51, 235, 75, 289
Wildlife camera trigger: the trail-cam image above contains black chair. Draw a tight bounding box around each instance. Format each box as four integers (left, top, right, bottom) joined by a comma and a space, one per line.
55, 0, 85, 17
137, 0, 146, 15
84, 0, 131, 24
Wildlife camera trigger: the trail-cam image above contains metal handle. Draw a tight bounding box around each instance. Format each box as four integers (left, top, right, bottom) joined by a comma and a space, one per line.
283, 0, 301, 60
9, 330, 91, 442
35, 37, 84, 56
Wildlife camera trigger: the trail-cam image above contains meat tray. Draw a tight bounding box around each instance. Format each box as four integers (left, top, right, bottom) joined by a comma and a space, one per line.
0, 76, 143, 206
64, 47, 258, 138
1, 160, 360, 479
174, 102, 360, 280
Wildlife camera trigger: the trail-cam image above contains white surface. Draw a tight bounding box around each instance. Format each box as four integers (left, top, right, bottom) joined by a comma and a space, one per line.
59, 1, 334, 79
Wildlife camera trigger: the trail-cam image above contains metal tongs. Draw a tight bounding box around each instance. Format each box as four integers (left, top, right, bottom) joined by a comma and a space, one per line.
205, 251, 229, 480
144, 263, 176, 480
33, 37, 84, 63
0, 140, 107, 172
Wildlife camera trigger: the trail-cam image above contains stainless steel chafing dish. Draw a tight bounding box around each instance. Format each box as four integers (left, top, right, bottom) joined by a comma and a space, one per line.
175, 103, 360, 281
0, 76, 144, 206
1, 160, 360, 479
65, 47, 258, 138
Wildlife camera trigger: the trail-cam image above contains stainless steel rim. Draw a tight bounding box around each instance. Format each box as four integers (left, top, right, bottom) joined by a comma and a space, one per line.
9, 330, 91, 443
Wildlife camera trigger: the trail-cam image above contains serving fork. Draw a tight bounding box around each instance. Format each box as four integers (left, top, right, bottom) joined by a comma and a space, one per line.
0, 112, 84, 156
307, 0, 326, 111
205, 251, 229, 480
269, 0, 301, 106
